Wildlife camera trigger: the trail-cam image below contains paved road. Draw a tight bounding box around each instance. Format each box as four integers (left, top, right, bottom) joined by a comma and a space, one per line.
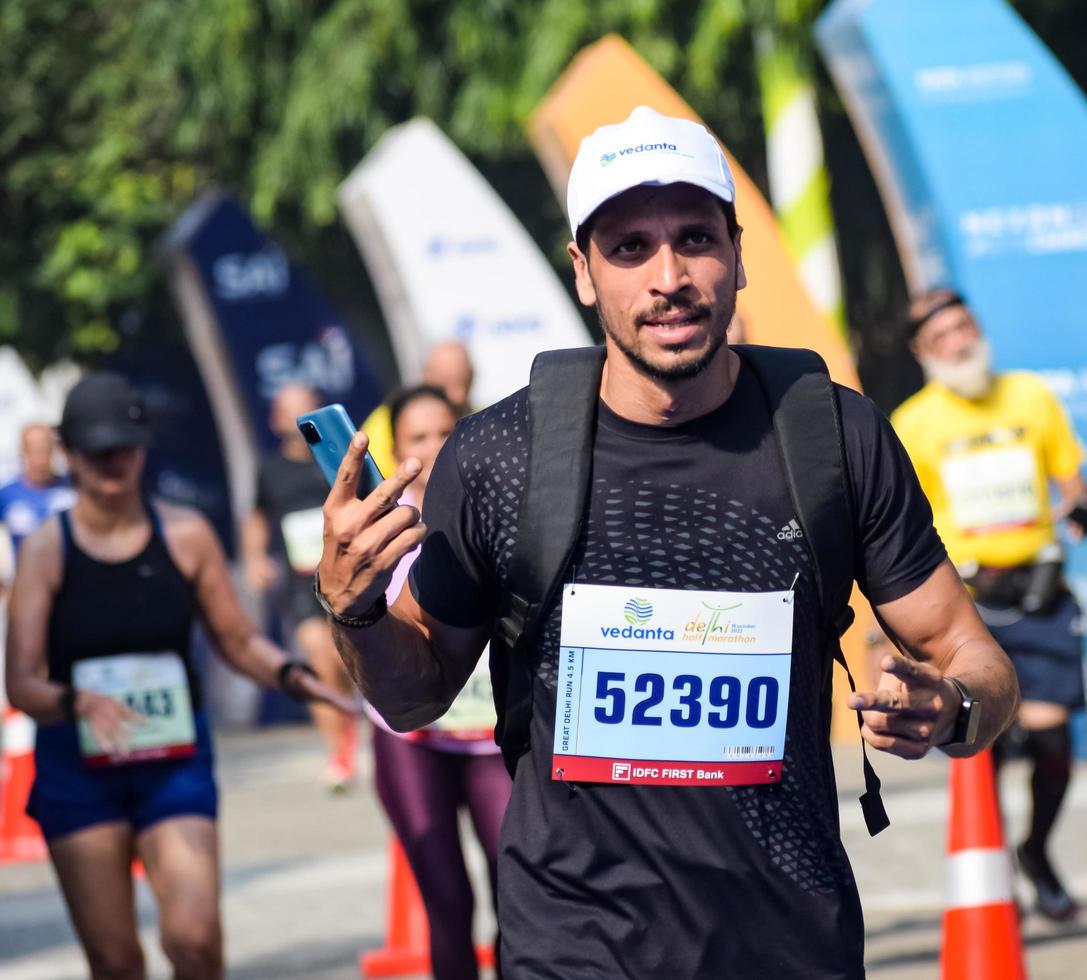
2, 723, 1085, 978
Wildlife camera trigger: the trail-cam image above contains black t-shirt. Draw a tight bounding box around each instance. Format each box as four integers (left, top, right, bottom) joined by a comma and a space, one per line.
255, 452, 330, 579
410, 363, 945, 979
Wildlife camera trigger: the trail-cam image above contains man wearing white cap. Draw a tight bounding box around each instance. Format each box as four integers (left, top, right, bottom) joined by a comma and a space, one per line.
316, 108, 1019, 977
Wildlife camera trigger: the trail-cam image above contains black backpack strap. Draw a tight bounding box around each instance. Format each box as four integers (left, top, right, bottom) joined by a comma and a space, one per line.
736, 344, 889, 836
491, 346, 606, 776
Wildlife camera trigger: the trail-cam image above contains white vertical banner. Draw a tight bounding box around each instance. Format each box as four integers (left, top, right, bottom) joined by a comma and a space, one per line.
338, 118, 591, 408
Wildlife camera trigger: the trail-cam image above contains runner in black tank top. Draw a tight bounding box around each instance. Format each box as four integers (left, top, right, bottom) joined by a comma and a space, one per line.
48, 506, 200, 706
6, 371, 358, 980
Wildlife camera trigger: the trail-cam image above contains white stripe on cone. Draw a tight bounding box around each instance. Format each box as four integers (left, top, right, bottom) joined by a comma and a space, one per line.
946, 846, 1014, 909
1, 711, 36, 756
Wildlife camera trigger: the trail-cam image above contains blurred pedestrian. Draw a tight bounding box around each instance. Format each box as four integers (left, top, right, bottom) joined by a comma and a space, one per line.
4, 371, 354, 979
0, 422, 77, 566
243, 383, 359, 790
893, 288, 1086, 921
366, 384, 509, 980
361, 340, 475, 477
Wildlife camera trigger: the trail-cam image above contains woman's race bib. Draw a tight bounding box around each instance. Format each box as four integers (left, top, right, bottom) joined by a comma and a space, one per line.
426, 654, 497, 739
72, 652, 196, 767
281, 507, 326, 574
553, 584, 794, 787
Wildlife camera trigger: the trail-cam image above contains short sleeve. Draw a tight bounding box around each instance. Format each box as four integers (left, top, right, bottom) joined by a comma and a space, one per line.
838, 386, 947, 605
1040, 384, 1085, 480
409, 433, 500, 628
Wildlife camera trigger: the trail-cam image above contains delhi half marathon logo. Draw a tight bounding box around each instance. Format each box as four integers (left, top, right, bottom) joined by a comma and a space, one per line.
624, 597, 653, 625
599, 151, 617, 167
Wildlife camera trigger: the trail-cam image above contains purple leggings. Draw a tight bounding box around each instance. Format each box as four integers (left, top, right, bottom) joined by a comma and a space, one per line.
372, 727, 511, 980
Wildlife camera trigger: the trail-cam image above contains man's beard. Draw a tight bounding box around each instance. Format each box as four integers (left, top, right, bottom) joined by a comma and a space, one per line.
920, 338, 994, 399
596, 295, 733, 382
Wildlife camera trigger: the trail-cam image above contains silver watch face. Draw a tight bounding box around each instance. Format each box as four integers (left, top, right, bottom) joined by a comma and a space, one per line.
962, 697, 981, 746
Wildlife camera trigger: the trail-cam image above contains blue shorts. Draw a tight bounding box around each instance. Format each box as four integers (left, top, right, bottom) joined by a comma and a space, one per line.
27, 710, 218, 841
981, 591, 1086, 709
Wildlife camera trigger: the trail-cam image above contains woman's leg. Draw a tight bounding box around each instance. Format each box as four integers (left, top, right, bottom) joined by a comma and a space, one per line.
373, 728, 477, 980
462, 753, 512, 900
47, 821, 145, 980
137, 815, 223, 980
462, 752, 512, 977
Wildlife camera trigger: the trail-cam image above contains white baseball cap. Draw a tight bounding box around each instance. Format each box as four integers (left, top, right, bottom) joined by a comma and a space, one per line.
566, 106, 736, 238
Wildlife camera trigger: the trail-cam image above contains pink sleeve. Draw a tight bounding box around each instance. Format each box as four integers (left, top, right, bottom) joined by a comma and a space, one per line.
385, 544, 421, 605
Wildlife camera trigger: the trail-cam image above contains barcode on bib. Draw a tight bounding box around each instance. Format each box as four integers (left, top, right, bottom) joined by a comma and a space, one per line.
724, 745, 775, 758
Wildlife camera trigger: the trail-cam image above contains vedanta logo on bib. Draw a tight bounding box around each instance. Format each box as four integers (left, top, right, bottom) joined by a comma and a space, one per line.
624, 597, 653, 625
603, 596, 674, 640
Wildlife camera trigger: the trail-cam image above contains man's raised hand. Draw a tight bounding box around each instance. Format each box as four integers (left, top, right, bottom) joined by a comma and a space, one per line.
317, 431, 426, 619
848, 652, 960, 759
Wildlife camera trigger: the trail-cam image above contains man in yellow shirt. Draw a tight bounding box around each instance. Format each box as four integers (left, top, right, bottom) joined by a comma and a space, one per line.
361, 340, 475, 476
893, 287, 1087, 921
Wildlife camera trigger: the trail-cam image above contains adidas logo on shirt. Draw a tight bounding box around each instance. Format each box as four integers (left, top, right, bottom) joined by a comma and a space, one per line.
777, 519, 804, 541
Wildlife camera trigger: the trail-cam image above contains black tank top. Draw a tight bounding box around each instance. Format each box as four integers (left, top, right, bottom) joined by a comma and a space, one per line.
48, 504, 201, 708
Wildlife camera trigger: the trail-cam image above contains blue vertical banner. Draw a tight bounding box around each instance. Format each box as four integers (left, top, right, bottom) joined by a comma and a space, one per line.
164, 195, 383, 537
816, 0, 1087, 582
107, 340, 235, 554
167, 195, 382, 453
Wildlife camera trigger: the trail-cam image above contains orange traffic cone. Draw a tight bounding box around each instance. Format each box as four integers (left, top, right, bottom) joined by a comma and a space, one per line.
1, 707, 46, 862
940, 750, 1026, 980
360, 837, 496, 977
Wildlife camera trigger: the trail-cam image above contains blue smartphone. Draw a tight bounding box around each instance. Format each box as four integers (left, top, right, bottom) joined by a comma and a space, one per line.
296, 404, 384, 496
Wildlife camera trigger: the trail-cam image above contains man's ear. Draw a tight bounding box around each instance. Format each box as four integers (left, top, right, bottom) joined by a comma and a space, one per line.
733, 226, 747, 291
567, 241, 598, 307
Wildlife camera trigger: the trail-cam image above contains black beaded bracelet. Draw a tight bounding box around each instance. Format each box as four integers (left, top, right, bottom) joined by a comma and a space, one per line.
276, 661, 318, 702
312, 570, 388, 628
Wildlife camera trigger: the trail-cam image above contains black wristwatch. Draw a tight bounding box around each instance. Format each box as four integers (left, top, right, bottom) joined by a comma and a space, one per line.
939, 677, 982, 749
276, 661, 318, 702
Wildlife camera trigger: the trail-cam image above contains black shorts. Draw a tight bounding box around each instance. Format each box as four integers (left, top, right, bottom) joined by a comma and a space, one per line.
980, 591, 1086, 708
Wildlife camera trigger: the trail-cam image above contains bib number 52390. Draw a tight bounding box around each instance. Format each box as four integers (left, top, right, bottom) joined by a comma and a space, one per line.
593, 670, 780, 730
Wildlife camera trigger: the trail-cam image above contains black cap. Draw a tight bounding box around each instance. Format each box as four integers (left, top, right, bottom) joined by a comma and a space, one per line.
59, 372, 152, 454
906, 290, 968, 338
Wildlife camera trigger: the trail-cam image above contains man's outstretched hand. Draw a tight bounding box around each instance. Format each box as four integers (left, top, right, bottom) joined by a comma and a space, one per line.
849, 653, 960, 759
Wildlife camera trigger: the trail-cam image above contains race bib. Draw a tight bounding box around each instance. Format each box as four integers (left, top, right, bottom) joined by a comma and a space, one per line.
281, 507, 325, 574
72, 652, 196, 767
941, 445, 1041, 535
552, 584, 793, 787
427, 653, 497, 738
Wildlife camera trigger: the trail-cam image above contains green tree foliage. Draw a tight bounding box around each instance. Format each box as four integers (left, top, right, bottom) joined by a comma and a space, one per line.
0, 0, 1081, 368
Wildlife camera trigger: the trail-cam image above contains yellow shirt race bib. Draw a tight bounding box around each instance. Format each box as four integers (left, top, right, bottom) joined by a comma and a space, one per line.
892, 373, 1085, 568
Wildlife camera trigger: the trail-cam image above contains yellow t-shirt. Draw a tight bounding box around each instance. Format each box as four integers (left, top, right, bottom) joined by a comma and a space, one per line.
360, 403, 397, 480
891, 372, 1084, 569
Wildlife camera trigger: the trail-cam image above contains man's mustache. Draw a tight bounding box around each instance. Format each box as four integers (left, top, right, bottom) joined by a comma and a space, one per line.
633, 300, 712, 328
